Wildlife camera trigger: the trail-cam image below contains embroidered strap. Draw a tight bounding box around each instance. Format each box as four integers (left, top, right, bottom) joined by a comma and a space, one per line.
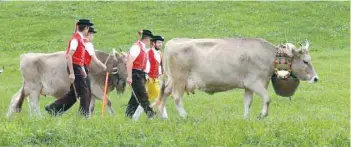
274, 46, 293, 79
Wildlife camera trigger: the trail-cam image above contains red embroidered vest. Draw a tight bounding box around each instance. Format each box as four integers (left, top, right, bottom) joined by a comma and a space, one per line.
132, 41, 147, 71
66, 32, 85, 66
83, 39, 92, 66
148, 49, 163, 78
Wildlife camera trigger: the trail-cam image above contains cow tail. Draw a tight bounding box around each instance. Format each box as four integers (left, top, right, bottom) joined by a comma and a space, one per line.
7, 83, 26, 117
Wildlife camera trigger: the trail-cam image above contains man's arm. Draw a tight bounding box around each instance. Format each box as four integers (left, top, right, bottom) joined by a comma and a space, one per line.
92, 55, 106, 71
67, 50, 75, 75
85, 42, 106, 71
67, 39, 78, 82
127, 55, 136, 77
127, 45, 140, 84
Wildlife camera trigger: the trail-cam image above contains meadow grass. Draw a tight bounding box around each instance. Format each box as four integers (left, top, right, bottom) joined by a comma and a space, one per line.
0, 1, 349, 146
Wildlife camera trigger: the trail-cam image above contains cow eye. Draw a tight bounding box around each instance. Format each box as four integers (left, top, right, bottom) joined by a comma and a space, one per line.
303, 60, 308, 65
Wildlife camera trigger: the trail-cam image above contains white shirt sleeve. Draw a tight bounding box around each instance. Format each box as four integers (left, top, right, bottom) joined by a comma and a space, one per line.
84, 42, 95, 56
129, 45, 140, 57
69, 39, 78, 51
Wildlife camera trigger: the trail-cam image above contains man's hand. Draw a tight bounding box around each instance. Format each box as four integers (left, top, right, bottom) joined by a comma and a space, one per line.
127, 76, 132, 85
69, 74, 75, 83
102, 64, 107, 71
81, 67, 87, 78
145, 75, 149, 82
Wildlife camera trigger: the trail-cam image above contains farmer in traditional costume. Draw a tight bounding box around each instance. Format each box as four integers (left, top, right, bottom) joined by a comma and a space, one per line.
45, 19, 93, 117
125, 29, 155, 119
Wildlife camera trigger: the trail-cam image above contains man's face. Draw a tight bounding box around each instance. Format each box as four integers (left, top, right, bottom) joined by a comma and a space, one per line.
144, 36, 152, 46
83, 26, 90, 36
87, 33, 94, 41
154, 40, 163, 50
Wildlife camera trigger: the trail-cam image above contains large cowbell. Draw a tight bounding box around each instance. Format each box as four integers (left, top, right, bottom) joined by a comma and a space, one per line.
271, 75, 300, 98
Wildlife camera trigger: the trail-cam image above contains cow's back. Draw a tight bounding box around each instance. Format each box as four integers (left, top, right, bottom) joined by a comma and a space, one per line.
20, 52, 70, 97
165, 38, 277, 93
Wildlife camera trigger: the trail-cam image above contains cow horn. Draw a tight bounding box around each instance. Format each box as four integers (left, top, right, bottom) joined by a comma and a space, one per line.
118, 47, 123, 52
305, 39, 310, 50
298, 41, 303, 47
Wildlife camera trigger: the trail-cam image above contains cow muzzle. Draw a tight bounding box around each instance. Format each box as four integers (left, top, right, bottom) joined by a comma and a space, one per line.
309, 76, 319, 83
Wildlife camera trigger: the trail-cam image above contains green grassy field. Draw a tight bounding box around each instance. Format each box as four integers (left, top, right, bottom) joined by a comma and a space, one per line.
0, 1, 349, 146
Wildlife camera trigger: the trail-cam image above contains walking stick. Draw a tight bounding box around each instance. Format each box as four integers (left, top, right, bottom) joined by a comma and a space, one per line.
72, 83, 79, 101
101, 49, 115, 117
101, 72, 109, 117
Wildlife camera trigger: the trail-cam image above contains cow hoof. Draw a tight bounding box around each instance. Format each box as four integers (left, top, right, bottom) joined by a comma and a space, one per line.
108, 110, 115, 115
5, 113, 12, 118
16, 107, 22, 113
257, 113, 268, 120
159, 114, 168, 119
180, 113, 188, 118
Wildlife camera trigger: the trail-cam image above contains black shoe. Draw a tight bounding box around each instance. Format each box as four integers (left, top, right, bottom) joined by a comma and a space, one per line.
146, 111, 155, 119
78, 108, 90, 118
125, 105, 137, 118
45, 104, 63, 116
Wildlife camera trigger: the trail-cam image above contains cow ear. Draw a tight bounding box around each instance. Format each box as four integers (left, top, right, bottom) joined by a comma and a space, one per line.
121, 51, 127, 57
114, 52, 120, 58
292, 48, 303, 56
120, 52, 128, 63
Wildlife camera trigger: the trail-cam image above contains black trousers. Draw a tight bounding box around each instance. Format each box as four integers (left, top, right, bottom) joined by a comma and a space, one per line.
46, 64, 91, 117
125, 69, 155, 118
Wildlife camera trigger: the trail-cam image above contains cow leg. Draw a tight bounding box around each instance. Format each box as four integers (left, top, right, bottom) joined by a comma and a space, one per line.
172, 84, 187, 118
243, 89, 253, 119
28, 90, 41, 117
106, 97, 115, 115
174, 96, 187, 118
158, 80, 172, 119
249, 83, 270, 119
92, 90, 115, 115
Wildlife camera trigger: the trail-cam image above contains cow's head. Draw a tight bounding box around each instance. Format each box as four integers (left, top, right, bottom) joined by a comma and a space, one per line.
286, 40, 319, 83
94, 50, 127, 94
103, 49, 128, 94
111, 51, 128, 93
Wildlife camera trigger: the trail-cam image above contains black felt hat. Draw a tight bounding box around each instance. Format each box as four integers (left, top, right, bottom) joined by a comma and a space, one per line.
139, 29, 153, 37
77, 19, 94, 26
151, 35, 164, 42
88, 27, 97, 33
